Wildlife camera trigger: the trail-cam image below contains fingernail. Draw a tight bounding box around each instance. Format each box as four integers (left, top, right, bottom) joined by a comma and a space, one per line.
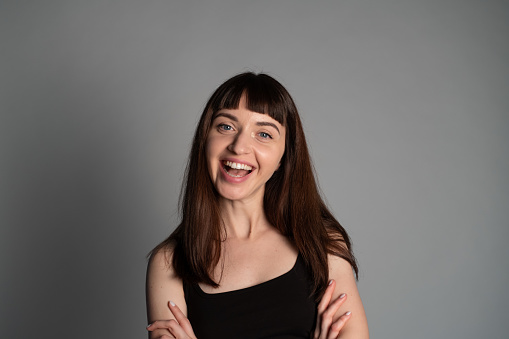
328, 279, 334, 285
345, 311, 352, 316
339, 293, 346, 299
146, 323, 152, 328
169, 300, 176, 307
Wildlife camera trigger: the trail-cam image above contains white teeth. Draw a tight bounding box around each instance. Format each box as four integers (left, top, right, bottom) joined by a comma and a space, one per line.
226, 172, 243, 178
224, 161, 253, 171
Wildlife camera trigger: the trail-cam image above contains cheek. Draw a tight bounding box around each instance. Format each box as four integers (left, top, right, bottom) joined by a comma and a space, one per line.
275, 142, 286, 166
205, 136, 218, 160
259, 148, 284, 171
205, 135, 226, 177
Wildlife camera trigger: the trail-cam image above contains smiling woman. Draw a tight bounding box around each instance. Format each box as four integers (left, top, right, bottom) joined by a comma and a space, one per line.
206, 96, 286, 202
146, 72, 369, 339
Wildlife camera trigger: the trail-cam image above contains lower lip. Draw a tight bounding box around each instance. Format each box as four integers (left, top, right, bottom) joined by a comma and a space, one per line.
220, 163, 253, 183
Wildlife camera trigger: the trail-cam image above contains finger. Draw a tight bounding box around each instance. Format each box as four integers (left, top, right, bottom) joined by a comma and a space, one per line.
314, 280, 336, 338
320, 293, 347, 339
166, 322, 187, 339
147, 327, 175, 339
168, 301, 196, 338
147, 320, 177, 331
317, 280, 335, 313
327, 311, 352, 339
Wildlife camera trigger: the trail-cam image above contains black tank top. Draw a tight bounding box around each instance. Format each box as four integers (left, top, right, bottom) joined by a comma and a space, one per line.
183, 253, 317, 339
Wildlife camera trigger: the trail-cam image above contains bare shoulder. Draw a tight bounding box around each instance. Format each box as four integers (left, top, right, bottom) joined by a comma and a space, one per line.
328, 254, 370, 338
147, 246, 175, 278
327, 254, 356, 284
146, 245, 187, 322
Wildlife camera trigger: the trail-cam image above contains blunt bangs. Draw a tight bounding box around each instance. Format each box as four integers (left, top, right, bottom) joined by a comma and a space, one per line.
208, 73, 292, 126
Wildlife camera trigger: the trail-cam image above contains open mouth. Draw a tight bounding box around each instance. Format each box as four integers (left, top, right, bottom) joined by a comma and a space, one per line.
222, 160, 253, 178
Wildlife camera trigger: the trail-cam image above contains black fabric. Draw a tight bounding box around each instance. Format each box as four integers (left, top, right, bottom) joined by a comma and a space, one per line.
184, 253, 317, 339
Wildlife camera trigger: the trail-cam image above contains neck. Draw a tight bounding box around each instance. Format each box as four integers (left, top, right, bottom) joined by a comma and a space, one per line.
218, 195, 271, 240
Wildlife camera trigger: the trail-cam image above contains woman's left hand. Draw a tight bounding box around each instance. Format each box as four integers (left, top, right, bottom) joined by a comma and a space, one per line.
147, 301, 197, 339
313, 279, 352, 339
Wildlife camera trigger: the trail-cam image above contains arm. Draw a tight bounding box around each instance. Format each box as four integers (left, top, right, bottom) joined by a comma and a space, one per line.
327, 254, 369, 339
146, 248, 189, 338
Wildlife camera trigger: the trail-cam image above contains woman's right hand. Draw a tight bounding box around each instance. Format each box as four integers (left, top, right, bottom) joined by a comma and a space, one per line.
313, 279, 352, 339
147, 301, 197, 339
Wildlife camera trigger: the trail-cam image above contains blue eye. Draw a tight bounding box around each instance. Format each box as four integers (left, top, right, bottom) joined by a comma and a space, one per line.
259, 132, 272, 139
218, 123, 233, 131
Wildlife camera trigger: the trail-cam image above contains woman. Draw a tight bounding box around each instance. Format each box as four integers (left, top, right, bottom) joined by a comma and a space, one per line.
146, 72, 369, 338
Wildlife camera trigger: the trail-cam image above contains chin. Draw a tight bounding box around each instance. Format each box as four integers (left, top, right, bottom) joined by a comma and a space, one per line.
217, 190, 247, 202
216, 186, 263, 203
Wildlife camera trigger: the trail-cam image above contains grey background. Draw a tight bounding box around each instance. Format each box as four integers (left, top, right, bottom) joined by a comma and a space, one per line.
1, 1, 508, 338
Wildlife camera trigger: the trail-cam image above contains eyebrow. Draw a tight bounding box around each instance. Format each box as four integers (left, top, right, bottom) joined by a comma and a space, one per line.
255, 121, 280, 134
214, 112, 238, 121
214, 112, 281, 134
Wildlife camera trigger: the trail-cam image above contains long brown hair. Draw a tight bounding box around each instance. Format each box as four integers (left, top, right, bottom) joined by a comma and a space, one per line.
151, 72, 357, 299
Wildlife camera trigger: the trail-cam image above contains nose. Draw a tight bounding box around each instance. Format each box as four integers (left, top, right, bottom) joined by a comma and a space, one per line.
227, 131, 252, 154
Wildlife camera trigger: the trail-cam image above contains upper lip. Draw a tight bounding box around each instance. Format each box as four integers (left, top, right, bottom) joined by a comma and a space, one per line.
221, 158, 256, 170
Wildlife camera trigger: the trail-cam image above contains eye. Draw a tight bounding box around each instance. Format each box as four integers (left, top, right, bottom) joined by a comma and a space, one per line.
258, 132, 273, 139
217, 123, 234, 132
